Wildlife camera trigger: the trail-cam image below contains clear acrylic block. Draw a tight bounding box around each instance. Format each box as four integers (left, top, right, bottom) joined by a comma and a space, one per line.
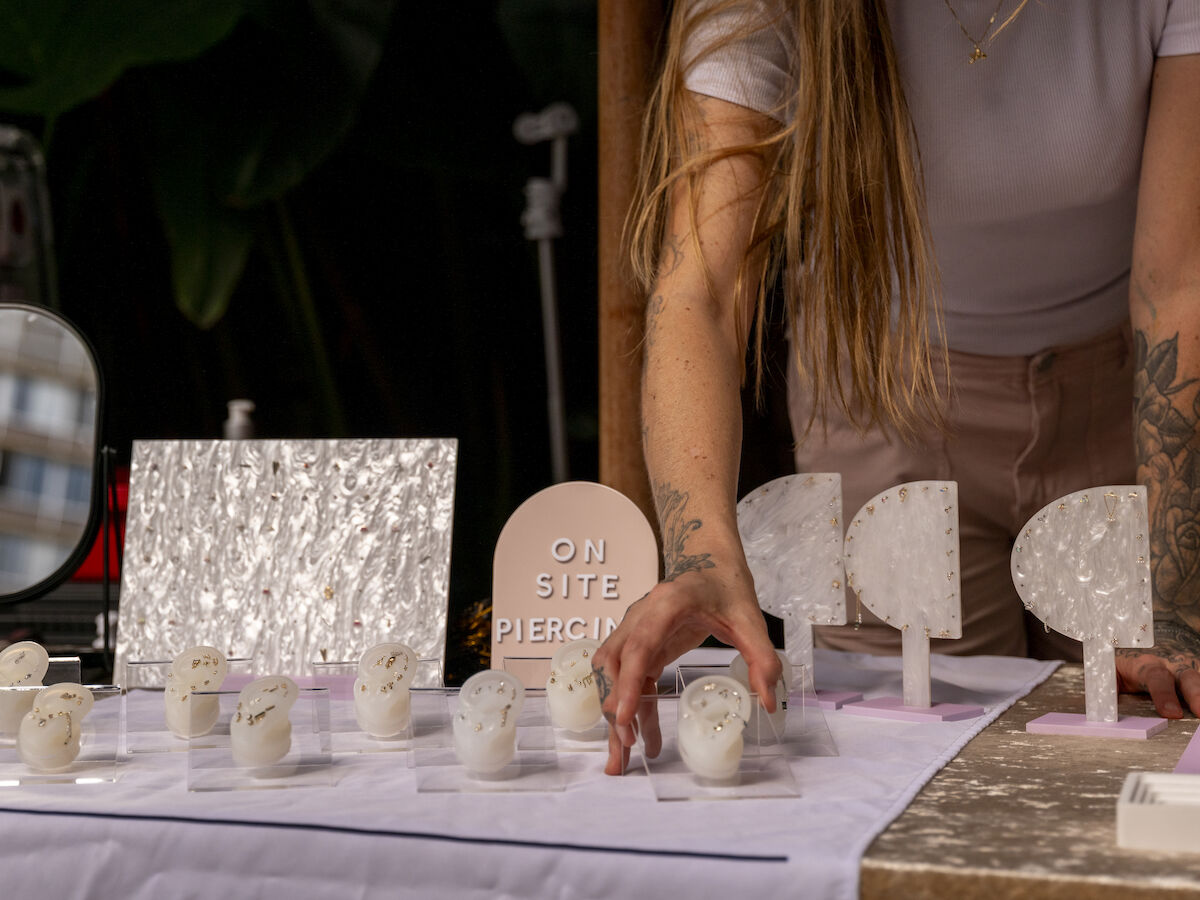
502, 655, 607, 751
634, 690, 800, 801
0, 658, 85, 743
123, 657, 254, 754
186, 687, 332, 791
675, 662, 837, 758
311, 656, 441, 754
410, 688, 564, 793
0, 685, 122, 786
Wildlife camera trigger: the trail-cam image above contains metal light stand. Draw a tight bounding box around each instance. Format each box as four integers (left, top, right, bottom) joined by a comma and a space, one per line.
515, 102, 578, 484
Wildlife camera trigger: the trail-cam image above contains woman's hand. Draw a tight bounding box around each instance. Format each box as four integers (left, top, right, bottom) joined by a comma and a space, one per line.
1117, 619, 1200, 718
592, 561, 781, 775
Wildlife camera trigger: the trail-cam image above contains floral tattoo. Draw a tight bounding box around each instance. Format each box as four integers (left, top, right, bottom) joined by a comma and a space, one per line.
1134, 331, 1200, 632
594, 664, 614, 722
653, 481, 715, 581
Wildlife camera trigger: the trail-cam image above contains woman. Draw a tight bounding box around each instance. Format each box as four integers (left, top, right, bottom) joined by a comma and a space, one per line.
593, 0, 1200, 775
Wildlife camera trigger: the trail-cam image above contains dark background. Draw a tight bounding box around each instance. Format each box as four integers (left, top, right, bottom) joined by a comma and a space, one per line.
10, 2, 600, 646
1, 1, 793, 675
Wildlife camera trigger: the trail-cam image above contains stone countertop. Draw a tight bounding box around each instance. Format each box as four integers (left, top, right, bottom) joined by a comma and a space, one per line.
862, 664, 1200, 899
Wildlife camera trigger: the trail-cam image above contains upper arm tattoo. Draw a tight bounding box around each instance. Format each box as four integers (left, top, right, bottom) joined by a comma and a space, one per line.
653, 481, 715, 581
1134, 329, 1200, 630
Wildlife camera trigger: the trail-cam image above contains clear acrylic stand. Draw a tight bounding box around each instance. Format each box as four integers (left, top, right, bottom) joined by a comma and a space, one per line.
676, 662, 837, 758
1, 658, 85, 743
499, 655, 552, 691
409, 688, 564, 792
45, 656, 82, 685
501, 655, 606, 751
0, 685, 122, 786
123, 657, 254, 754
633, 691, 800, 801
311, 656, 442, 754
186, 687, 332, 791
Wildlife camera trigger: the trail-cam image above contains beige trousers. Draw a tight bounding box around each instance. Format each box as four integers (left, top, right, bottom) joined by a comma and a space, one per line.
789, 324, 1136, 661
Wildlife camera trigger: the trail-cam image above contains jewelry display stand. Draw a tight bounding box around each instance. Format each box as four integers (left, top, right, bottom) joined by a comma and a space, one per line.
738, 474, 862, 710
311, 657, 441, 755
123, 657, 254, 754
115, 439, 457, 684
409, 689, 564, 793
501, 655, 607, 751
633, 692, 800, 801
186, 687, 332, 792
841, 482, 983, 723
1016, 487, 1166, 739
0, 685, 121, 785
0, 657, 82, 743
676, 663, 837, 758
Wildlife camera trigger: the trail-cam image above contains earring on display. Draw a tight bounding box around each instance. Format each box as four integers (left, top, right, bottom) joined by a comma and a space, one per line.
353, 641, 416, 738
452, 669, 525, 775
230, 676, 298, 767
17, 683, 94, 772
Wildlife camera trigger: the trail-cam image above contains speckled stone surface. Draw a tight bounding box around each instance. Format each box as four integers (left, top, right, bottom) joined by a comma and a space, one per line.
862, 665, 1200, 898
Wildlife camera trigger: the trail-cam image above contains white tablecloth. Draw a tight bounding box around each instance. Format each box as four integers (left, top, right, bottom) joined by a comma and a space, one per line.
0, 649, 1058, 900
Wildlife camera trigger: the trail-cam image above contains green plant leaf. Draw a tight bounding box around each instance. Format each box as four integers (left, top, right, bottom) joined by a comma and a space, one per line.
0, 0, 245, 118
137, 0, 396, 326
147, 104, 258, 329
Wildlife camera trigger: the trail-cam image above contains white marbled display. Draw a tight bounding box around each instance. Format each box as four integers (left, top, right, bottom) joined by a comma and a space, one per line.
115, 439, 457, 680
737, 474, 846, 674
1012, 486, 1152, 723
843, 482, 961, 708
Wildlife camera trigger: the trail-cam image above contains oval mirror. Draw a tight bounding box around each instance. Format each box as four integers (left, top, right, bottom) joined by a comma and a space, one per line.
0, 303, 102, 605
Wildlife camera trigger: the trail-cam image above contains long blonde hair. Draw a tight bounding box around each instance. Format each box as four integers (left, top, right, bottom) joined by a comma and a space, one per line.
629, 0, 946, 435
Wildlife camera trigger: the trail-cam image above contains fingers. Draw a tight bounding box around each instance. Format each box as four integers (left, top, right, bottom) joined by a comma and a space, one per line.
636, 681, 663, 760
604, 721, 630, 776
722, 606, 782, 713
1178, 667, 1200, 718
1143, 662, 1184, 718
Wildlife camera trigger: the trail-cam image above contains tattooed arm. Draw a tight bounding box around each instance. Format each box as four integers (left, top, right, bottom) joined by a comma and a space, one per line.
1118, 54, 1200, 718
592, 96, 782, 774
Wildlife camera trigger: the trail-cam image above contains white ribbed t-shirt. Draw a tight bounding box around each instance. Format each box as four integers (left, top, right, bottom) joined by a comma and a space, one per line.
685, 0, 1200, 355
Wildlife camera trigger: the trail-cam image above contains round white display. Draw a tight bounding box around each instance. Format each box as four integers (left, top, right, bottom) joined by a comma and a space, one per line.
453, 669, 524, 775
0, 641, 49, 736
230, 676, 298, 767
729, 651, 792, 742
545, 638, 602, 733
17, 683, 94, 772
353, 641, 416, 738
164, 645, 228, 739
677, 675, 751, 781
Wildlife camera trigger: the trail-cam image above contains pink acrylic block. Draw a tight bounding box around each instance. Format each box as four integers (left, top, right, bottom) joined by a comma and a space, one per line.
1174, 728, 1200, 772
842, 696, 984, 723
1026, 712, 1167, 739
814, 689, 864, 711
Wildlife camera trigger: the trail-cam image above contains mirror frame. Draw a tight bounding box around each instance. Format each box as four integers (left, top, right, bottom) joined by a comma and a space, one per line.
0, 302, 105, 607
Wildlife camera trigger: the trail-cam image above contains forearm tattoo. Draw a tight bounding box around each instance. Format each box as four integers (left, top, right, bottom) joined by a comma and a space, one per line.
644, 294, 665, 352
653, 481, 715, 581
1134, 330, 1200, 634
594, 664, 613, 721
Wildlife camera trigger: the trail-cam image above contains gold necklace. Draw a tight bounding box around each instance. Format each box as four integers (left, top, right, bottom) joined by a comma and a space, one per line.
943, 0, 1007, 63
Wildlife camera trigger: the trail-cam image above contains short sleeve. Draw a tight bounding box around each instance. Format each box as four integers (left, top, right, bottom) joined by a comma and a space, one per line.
681, 1, 794, 122
1159, 0, 1200, 55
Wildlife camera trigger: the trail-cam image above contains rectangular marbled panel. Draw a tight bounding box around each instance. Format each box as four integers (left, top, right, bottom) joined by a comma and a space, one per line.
114, 439, 456, 680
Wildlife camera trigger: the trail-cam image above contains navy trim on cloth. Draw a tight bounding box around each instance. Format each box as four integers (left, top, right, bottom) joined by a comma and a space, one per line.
0, 805, 789, 863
